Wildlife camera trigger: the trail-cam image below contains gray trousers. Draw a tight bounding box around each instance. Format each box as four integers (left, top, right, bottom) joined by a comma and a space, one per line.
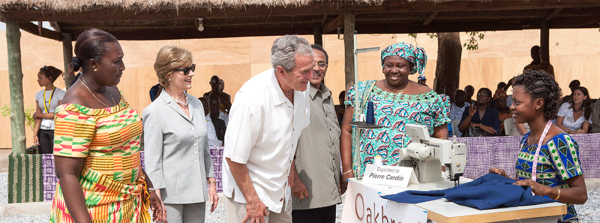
163, 202, 205, 223
225, 191, 292, 223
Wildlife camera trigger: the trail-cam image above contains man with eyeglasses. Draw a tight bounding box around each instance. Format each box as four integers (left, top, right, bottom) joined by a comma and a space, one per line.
288, 44, 342, 223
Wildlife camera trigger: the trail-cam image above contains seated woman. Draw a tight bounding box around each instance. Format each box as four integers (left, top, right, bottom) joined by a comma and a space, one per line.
458, 88, 501, 136
490, 70, 587, 223
340, 42, 450, 185
556, 86, 592, 134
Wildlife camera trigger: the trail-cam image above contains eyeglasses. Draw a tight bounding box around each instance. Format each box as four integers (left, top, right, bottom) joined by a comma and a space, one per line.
174, 64, 196, 75
477, 93, 489, 97
316, 61, 327, 68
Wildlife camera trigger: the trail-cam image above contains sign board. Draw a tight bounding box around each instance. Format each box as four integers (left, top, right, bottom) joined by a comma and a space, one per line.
341, 180, 428, 223
362, 164, 419, 187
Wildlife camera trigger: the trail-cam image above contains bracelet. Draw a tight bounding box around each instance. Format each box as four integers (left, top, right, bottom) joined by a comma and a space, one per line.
208, 181, 218, 184
554, 188, 561, 200
343, 170, 353, 175
147, 187, 157, 193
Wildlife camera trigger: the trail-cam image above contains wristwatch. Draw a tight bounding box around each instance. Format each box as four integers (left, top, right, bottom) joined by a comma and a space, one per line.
148, 187, 157, 193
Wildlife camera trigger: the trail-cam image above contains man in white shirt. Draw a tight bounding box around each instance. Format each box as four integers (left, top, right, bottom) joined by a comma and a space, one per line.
223, 35, 313, 223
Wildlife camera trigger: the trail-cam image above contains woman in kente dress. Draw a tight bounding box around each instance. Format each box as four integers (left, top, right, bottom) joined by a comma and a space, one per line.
490, 70, 587, 223
340, 42, 451, 186
50, 29, 165, 223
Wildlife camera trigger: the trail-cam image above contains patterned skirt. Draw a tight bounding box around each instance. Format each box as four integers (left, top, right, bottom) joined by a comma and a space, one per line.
49, 165, 150, 223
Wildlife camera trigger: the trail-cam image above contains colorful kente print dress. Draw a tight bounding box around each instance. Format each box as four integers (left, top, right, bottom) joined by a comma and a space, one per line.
345, 80, 451, 175
515, 132, 583, 223
50, 96, 150, 223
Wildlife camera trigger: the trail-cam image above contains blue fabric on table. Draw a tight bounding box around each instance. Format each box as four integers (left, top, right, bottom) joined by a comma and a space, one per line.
381, 173, 557, 210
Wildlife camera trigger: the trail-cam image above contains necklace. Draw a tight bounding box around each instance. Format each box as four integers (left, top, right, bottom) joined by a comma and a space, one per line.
573, 106, 584, 112
174, 91, 189, 106
79, 79, 116, 108
385, 80, 408, 93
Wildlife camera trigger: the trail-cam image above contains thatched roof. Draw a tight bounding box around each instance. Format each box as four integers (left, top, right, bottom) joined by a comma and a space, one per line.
0, 0, 598, 41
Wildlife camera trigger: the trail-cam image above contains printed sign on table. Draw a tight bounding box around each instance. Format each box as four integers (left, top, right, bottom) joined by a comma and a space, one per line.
341, 180, 428, 223
362, 164, 419, 188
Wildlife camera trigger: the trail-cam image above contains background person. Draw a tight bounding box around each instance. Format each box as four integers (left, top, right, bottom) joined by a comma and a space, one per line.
340, 42, 450, 181
561, 80, 581, 105
33, 65, 66, 154
204, 75, 232, 114
290, 44, 342, 223
450, 90, 469, 136
206, 95, 227, 146
51, 28, 165, 223
458, 88, 501, 136
143, 45, 218, 223
523, 45, 555, 79
556, 86, 592, 134
464, 85, 476, 105
490, 70, 587, 223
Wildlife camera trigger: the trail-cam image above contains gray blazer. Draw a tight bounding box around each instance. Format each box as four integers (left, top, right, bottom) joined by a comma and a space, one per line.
143, 91, 215, 204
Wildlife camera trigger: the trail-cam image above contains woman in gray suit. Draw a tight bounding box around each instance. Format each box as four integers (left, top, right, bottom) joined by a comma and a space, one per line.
143, 45, 218, 222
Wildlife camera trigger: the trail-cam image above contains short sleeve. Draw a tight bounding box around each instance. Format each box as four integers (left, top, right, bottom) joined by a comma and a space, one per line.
545, 134, 583, 181
557, 102, 569, 117
53, 105, 96, 158
432, 94, 451, 127
344, 85, 357, 107
35, 90, 43, 103
223, 101, 261, 164
344, 81, 375, 108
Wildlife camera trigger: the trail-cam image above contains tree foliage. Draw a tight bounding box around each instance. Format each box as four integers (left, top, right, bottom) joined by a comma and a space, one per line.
408, 31, 486, 51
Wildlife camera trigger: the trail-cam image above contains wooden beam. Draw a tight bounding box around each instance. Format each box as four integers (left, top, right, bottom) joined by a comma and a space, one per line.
87, 26, 315, 40
50, 21, 61, 32
344, 13, 355, 92
313, 25, 323, 46
545, 8, 563, 21
62, 33, 74, 89
18, 22, 62, 41
423, 11, 439, 25
540, 20, 550, 62
6, 22, 26, 154
323, 15, 344, 34
321, 14, 328, 26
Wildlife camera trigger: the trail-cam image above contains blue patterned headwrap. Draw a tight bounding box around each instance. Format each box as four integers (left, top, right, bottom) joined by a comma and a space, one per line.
380, 42, 427, 76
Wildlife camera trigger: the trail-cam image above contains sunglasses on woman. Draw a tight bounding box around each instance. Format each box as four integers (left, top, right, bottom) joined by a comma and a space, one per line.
174, 64, 196, 75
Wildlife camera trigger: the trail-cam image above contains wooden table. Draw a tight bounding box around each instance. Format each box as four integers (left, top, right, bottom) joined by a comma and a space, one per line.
343, 179, 566, 223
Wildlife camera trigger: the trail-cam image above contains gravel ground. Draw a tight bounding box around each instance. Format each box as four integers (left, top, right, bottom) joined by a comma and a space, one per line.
0, 171, 597, 223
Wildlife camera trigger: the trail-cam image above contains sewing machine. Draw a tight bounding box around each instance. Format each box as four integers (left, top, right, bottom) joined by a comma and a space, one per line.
397, 124, 468, 184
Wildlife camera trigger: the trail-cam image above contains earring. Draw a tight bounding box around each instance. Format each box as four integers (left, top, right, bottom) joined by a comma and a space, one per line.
536, 107, 539, 110
168, 78, 171, 82
94, 68, 97, 72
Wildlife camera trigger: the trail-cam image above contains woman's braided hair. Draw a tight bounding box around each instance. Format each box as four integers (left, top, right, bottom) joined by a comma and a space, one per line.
513, 70, 562, 121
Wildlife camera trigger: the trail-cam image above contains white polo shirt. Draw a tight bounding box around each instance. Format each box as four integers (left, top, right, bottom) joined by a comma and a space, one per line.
222, 68, 310, 213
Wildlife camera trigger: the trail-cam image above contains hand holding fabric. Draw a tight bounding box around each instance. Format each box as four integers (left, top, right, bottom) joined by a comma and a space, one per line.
489, 168, 508, 178
513, 179, 552, 197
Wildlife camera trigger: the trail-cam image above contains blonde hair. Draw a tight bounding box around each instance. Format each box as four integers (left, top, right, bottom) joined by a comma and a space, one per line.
154, 45, 192, 88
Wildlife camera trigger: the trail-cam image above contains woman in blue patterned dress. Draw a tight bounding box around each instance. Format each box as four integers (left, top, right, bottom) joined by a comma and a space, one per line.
490, 70, 587, 223
340, 42, 451, 185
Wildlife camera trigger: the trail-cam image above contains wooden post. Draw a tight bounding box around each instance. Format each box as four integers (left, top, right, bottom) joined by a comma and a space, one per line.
344, 13, 355, 91
313, 26, 323, 46
62, 33, 74, 89
6, 22, 26, 154
540, 20, 550, 62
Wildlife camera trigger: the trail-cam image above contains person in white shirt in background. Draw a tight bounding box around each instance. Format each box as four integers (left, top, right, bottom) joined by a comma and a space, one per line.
33, 65, 66, 154
450, 90, 469, 136
222, 35, 313, 223
557, 86, 592, 134
206, 95, 227, 147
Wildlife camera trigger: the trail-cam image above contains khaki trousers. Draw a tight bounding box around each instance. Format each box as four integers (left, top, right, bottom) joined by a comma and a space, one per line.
225, 191, 292, 223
